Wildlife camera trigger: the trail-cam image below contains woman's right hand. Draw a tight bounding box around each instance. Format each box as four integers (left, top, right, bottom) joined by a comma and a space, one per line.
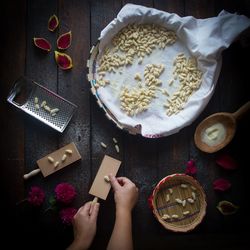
109, 175, 139, 213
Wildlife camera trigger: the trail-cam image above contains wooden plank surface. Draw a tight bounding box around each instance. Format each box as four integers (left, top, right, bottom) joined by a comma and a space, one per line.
1, 0, 250, 249
57, 0, 91, 206
89, 1, 123, 248
0, 1, 26, 248
24, 0, 59, 191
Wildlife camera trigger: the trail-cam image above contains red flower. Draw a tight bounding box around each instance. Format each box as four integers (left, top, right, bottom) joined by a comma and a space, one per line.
59, 207, 77, 225
28, 186, 45, 207
185, 159, 197, 175
54, 183, 76, 204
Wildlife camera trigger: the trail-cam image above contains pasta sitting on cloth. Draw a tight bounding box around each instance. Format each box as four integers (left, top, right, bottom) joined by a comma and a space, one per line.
93, 4, 250, 137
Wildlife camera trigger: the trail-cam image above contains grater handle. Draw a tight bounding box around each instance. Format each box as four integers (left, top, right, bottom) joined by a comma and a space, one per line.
7, 77, 31, 107
7, 82, 23, 107
23, 169, 41, 180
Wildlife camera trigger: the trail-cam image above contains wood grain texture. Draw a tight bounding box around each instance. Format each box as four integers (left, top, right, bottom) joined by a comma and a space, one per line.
0, 2, 26, 246
57, 0, 91, 207
123, 0, 153, 8
22, 1, 64, 249
1, 0, 250, 249
24, 0, 59, 190
89, 1, 124, 248
154, 0, 185, 16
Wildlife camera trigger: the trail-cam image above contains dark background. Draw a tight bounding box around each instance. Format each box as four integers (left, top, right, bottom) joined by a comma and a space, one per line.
1, 0, 250, 249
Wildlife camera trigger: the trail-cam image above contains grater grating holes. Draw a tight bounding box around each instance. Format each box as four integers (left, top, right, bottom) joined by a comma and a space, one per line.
24, 85, 75, 130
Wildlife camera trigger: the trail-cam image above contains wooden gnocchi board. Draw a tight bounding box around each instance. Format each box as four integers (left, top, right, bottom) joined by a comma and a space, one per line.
37, 142, 81, 177
89, 155, 121, 200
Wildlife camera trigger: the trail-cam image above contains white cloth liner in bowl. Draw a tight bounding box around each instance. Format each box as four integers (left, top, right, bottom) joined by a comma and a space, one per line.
96, 4, 250, 138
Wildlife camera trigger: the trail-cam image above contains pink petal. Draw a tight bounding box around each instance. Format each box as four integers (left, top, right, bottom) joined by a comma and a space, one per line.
213, 178, 231, 191
216, 154, 239, 170
185, 159, 197, 175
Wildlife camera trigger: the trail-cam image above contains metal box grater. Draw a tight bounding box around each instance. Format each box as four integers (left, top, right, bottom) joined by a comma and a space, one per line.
7, 76, 77, 132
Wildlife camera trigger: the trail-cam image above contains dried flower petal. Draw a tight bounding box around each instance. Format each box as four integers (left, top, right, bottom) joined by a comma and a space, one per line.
217, 200, 239, 215
59, 207, 77, 225
54, 183, 76, 204
216, 154, 239, 170
48, 14, 59, 32
28, 186, 45, 207
54, 51, 73, 70
57, 31, 72, 50
185, 159, 197, 175
33, 38, 51, 52
213, 178, 231, 191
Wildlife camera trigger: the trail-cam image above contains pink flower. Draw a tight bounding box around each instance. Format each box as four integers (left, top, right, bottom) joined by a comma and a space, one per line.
28, 186, 45, 207
54, 183, 76, 204
59, 207, 77, 225
185, 159, 197, 175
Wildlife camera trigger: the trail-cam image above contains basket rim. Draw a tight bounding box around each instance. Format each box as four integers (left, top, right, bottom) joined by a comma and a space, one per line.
87, 42, 141, 135
151, 173, 207, 233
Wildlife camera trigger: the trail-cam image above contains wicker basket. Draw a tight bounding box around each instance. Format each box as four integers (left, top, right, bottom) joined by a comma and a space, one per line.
149, 174, 207, 232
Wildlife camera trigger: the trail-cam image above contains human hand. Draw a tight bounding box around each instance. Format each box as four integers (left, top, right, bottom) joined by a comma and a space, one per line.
109, 175, 139, 213
67, 201, 100, 250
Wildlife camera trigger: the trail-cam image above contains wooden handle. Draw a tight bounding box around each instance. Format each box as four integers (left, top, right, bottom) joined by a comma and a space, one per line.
90, 197, 99, 214
92, 197, 99, 203
23, 169, 41, 180
232, 101, 250, 120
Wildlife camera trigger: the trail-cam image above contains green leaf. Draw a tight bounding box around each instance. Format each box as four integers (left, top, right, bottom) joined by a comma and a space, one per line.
49, 195, 56, 206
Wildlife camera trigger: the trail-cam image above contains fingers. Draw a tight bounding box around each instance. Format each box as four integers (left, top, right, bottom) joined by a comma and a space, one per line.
90, 197, 98, 214
78, 201, 92, 215
116, 177, 133, 185
109, 174, 121, 191
77, 201, 100, 219
90, 202, 100, 222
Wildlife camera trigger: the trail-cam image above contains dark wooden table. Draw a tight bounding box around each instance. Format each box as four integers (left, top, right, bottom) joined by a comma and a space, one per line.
1, 0, 250, 249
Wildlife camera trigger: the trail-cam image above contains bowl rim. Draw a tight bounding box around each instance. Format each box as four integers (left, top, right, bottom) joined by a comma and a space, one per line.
151, 173, 207, 232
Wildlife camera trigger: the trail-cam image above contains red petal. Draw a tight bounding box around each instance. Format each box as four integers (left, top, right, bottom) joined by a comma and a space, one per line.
216, 154, 239, 170
54, 51, 73, 70
213, 178, 231, 191
148, 194, 153, 211
33, 38, 51, 52
185, 159, 197, 175
48, 14, 59, 32
57, 31, 72, 50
